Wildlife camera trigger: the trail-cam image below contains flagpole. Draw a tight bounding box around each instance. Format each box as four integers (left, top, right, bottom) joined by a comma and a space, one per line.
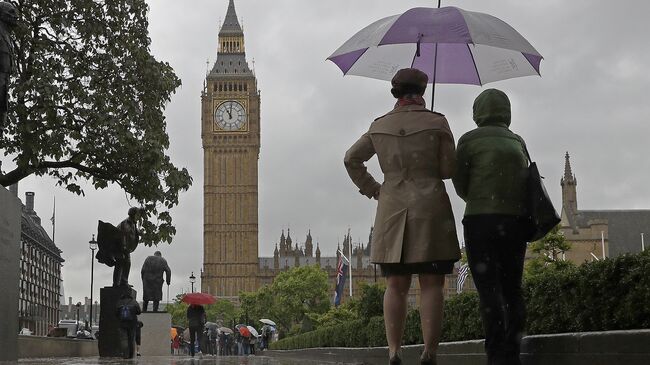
51, 196, 56, 243
642, 233, 645, 252
348, 229, 353, 297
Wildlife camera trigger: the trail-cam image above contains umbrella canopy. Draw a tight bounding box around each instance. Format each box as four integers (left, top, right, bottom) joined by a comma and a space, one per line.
205, 322, 219, 330
328, 6, 542, 88
238, 326, 251, 337
181, 292, 216, 305
259, 319, 276, 326
218, 327, 233, 334
247, 326, 259, 337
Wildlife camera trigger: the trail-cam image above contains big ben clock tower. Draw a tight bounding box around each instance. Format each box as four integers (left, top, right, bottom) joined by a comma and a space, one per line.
201, 0, 260, 299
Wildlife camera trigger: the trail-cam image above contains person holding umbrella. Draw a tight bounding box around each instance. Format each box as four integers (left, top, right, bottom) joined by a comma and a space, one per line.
344, 68, 460, 365
186, 304, 206, 357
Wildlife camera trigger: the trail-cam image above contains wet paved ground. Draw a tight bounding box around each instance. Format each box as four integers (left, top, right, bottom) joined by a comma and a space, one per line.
13, 356, 354, 365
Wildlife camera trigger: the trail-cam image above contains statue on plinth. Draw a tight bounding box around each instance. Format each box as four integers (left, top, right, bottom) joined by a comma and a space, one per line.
0, 2, 17, 132
141, 251, 171, 312
96, 207, 141, 287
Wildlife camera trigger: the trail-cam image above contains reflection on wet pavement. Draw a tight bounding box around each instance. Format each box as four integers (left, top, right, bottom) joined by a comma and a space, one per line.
16, 356, 354, 365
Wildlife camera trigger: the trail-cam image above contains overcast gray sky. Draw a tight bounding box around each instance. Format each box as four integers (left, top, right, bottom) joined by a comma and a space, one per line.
10, 0, 650, 304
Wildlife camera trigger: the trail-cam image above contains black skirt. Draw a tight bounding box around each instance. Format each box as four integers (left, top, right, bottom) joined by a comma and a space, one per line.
380, 260, 455, 277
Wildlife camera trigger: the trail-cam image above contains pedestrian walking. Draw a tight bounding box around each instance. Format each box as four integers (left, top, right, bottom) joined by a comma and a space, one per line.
186, 304, 206, 357
344, 68, 460, 365
172, 333, 180, 355
452, 89, 531, 365
135, 320, 143, 357
115, 292, 141, 359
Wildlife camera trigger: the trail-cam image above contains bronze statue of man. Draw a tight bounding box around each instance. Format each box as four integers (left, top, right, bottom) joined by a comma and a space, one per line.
0, 2, 16, 130
141, 251, 171, 312
113, 207, 141, 287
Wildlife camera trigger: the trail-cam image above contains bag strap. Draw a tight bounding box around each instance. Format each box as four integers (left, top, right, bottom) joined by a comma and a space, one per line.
516, 135, 532, 164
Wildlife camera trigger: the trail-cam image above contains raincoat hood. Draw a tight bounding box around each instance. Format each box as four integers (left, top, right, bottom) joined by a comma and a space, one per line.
472, 89, 511, 127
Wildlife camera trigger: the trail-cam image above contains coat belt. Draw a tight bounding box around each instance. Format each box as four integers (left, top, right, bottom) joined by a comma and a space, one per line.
385, 169, 438, 181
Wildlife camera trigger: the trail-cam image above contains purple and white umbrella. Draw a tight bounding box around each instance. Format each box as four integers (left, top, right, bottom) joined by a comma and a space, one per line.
328, 6, 542, 99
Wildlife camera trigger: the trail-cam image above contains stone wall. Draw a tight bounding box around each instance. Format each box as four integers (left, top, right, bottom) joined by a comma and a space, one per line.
266, 329, 650, 365
18, 336, 98, 358
0, 187, 21, 362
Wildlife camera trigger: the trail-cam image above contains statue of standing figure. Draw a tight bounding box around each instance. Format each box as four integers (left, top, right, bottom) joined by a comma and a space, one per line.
96, 207, 141, 287
141, 251, 171, 312
0, 2, 17, 131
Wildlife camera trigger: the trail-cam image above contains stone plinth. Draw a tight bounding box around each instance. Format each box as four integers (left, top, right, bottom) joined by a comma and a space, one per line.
98, 286, 137, 357
140, 312, 171, 356
0, 187, 21, 362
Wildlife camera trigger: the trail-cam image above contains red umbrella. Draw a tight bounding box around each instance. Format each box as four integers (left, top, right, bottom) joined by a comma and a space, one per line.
181, 292, 216, 305
238, 326, 251, 337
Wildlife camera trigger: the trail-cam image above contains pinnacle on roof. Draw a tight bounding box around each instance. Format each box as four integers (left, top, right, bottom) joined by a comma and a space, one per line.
219, 0, 243, 35
562, 152, 576, 184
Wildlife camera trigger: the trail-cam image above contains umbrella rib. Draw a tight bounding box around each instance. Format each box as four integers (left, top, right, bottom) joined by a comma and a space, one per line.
467, 43, 483, 86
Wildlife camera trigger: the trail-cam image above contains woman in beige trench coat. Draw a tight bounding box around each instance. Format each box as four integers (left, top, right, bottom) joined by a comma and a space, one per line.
344, 69, 460, 365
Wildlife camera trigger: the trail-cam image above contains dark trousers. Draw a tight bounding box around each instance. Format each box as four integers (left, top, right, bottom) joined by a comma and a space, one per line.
189, 327, 203, 356
143, 300, 160, 312
113, 254, 131, 287
120, 324, 136, 359
463, 215, 529, 365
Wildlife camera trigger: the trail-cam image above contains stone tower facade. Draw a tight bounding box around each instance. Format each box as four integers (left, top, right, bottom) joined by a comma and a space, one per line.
561, 152, 578, 220
201, 0, 260, 299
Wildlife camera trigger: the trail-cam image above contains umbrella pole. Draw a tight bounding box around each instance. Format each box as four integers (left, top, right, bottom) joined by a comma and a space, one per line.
431, 0, 441, 110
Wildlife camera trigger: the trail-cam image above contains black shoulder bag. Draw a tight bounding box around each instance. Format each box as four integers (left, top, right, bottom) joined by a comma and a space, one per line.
519, 137, 561, 241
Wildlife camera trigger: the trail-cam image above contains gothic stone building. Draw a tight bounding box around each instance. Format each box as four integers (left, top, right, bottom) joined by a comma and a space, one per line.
559, 153, 650, 263
10, 188, 64, 336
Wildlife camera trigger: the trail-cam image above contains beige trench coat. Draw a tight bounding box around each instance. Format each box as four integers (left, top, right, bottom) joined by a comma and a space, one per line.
344, 104, 461, 264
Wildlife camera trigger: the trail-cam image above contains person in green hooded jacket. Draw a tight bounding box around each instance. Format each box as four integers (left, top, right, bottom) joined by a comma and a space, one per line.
453, 89, 531, 365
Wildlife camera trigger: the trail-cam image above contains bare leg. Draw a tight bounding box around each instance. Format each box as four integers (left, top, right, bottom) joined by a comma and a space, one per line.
419, 274, 445, 358
384, 275, 412, 357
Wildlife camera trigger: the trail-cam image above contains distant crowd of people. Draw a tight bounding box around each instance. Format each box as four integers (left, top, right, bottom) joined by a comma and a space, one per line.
170, 304, 275, 357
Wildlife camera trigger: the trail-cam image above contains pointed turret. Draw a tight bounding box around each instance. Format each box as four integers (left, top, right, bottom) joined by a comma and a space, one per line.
305, 229, 314, 257
273, 244, 279, 269
561, 152, 578, 220
315, 242, 321, 265
279, 229, 286, 256
286, 228, 293, 252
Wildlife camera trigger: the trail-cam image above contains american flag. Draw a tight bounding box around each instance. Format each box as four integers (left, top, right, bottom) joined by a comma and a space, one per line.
334, 254, 348, 306
457, 263, 470, 294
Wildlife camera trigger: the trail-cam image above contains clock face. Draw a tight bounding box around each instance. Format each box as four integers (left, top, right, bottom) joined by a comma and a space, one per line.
214, 100, 247, 132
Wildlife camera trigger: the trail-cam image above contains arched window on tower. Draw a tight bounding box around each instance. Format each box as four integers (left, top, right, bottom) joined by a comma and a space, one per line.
244, 83, 247, 91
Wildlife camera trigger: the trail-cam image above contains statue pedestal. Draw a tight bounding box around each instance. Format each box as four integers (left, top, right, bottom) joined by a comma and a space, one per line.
98, 286, 137, 357
140, 312, 172, 356
0, 188, 20, 362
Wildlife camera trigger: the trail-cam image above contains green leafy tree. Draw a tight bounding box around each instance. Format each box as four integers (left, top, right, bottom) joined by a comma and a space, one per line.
205, 299, 236, 327
526, 225, 574, 277
0, 0, 191, 244
271, 265, 330, 333
529, 225, 572, 262
167, 294, 237, 328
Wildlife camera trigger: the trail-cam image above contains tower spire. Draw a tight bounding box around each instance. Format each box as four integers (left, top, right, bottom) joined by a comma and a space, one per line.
220, 0, 243, 34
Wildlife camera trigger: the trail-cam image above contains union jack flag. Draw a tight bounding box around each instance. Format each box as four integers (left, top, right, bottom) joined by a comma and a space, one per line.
457, 263, 470, 294
334, 254, 348, 306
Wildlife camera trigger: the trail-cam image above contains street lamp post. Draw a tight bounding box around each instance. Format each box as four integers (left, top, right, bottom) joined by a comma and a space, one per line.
89, 235, 97, 331
75, 302, 81, 334
189, 272, 196, 293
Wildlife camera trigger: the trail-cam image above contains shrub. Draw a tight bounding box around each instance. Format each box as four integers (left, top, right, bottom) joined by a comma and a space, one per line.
441, 292, 483, 341
271, 252, 650, 349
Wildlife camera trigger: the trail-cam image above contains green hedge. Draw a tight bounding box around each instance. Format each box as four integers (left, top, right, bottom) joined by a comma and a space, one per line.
271, 252, 650, 350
